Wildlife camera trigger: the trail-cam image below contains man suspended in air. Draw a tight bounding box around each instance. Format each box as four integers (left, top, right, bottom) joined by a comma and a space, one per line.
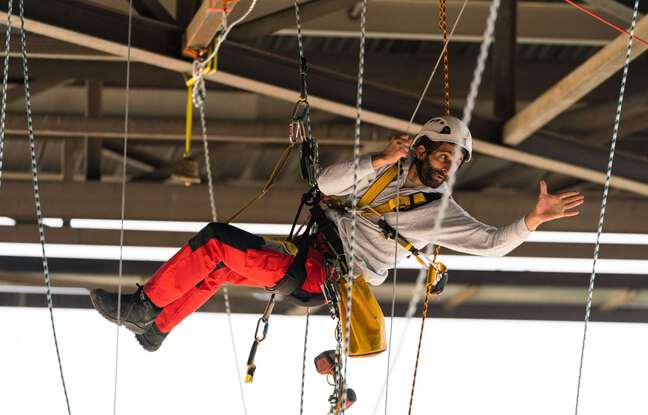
90, 114, 584, 362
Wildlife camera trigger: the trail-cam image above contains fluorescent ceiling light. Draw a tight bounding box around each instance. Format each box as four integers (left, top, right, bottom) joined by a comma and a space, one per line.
529, 231, 648, 245
70, 219, 293, 235
68, 219, 648, 245
0, 216, 16, 226
43, 218, 64, 228
2, 242, 647, 275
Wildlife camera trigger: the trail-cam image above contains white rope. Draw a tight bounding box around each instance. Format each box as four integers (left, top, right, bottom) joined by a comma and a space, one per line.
197, 97, 249, 415
16, 0, 73, 412
377, 1, 470, 413
0, 0, 11, 190
113, 2, 134, 414
574, 0, 640, 413
375, 0, 500, 411
342, 1, 367, 412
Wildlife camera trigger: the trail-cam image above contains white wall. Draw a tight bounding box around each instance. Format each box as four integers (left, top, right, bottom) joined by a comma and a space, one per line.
1, 306, 647, 415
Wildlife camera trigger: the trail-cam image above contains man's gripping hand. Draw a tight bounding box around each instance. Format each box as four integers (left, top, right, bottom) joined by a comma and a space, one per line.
371, 134, 413, 169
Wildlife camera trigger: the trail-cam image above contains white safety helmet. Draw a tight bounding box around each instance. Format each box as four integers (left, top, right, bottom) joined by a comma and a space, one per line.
412, 115, 473, 162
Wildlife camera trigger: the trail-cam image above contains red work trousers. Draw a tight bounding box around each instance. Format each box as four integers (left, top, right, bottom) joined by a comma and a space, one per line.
143, 222, 326, 333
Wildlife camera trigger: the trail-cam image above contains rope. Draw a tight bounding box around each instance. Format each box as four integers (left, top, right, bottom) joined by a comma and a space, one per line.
299, 307, 310, 415
17, 0, 72, 412
374, 0, 498, 411
574, 0, 640, 413
113, 1, 133, 414
439, 0, 451, 115
194, 67, 250, 415
293, 2, 316, 414
407, 246, 439, 415
0, 1, 11, 190
342, 1, 367, 412
378, 1, 469, 413
294, 0, 318, 181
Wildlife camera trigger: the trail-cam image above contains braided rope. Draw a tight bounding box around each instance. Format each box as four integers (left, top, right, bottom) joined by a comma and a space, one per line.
407, 266, 436, 415
439, 0, 451, 115
0, 1, 11, 190
342, 0, 367, 412
574, 0, 640, 413
374, 0, 497, 411
293, 2, 317, 414
294, 0, 319, 181
195, 74, 250, 415
18, 0, 72, 412
299, 307, 310, 415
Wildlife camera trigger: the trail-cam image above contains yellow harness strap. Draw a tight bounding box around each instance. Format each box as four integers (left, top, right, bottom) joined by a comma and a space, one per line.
357, 164, 399, 208
356, 164, 440, 215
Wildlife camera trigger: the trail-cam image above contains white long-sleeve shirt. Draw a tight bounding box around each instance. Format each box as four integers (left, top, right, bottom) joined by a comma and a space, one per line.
317, 154, 532, 285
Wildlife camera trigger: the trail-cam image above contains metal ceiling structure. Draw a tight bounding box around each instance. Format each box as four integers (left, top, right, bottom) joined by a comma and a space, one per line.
0, 0, 647, 322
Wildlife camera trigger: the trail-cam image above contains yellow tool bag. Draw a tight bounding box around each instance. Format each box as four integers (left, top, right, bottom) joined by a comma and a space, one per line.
337, 276, 387, 357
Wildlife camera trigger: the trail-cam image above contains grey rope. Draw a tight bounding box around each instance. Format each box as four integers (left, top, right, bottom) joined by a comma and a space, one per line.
113, 2, 133, 414
294, 2, 316, 414
375, 0, 499, 411
342, 1, 367, 413
299, 307, 310, 415
377, 1, 470, 413
0, 0, 11, 190
192, 56, 249, 415
18, 0, 72, 412
574, 0, 640, 413
294, 0, 318, 179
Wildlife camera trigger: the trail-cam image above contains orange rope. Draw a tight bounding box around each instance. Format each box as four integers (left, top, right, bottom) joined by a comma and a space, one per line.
439, 0, 451, 115
407, 246, 441, 415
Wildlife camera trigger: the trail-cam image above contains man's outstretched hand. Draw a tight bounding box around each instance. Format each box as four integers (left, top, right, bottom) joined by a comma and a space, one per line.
524, 180, 585, 231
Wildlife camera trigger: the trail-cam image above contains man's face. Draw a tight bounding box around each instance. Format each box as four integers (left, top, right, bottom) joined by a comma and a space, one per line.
414, 142, 464, 188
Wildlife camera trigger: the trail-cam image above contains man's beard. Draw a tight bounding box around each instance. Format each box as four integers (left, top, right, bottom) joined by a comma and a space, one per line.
414, 158, 446, 188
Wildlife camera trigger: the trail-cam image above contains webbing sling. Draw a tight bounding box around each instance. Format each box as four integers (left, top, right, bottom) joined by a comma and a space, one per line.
357, 164, 441, 215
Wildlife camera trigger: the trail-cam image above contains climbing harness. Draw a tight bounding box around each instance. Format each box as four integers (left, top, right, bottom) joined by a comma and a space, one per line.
0, 1, 74, 413
574, 1, 640, 414
113, 2, 134, 415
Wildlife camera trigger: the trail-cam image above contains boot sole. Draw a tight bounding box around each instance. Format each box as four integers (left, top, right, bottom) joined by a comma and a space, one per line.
90, 291, 149, 335
135, 333, 161, 352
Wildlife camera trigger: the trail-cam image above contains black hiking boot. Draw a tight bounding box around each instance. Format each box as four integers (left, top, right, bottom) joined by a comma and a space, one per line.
135, 323, 168, 352
90, 284, 162, 335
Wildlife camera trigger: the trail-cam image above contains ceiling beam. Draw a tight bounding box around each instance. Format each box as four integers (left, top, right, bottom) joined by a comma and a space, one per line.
274, 0, 622, 47
7, 76, 75, 104
2, 181, 648, 232
584, 0, 644, 24
3, 114, 381, 146
503, 14, 648, 146
4, 0, 648, 195
230, 0, 359, 42
493, 0, 516, 122
131, 0, 176, 25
